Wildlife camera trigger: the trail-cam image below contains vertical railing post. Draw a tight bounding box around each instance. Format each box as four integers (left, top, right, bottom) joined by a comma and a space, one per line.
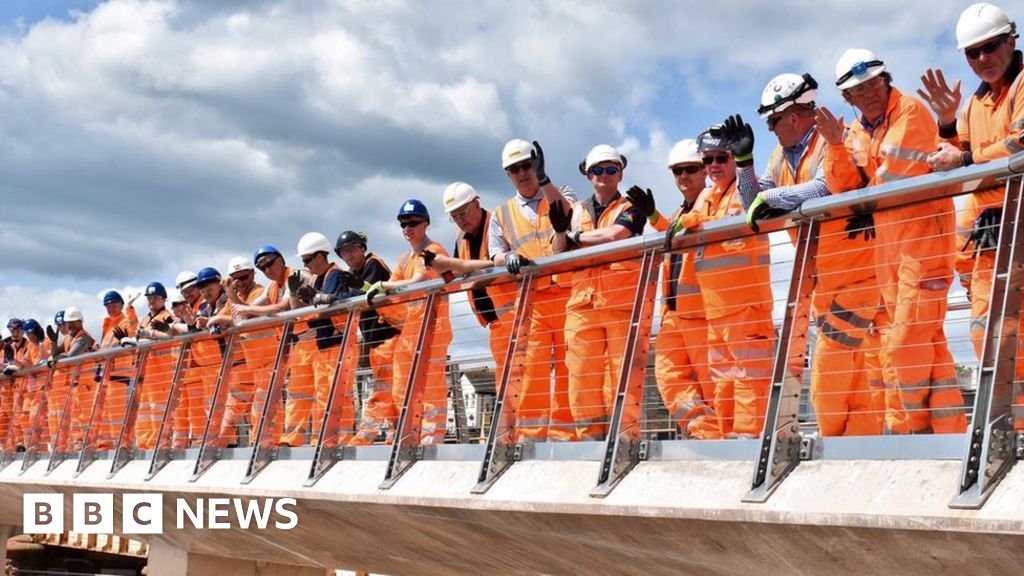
591, 249, 660, 497
239, 321, 294, 481
301, 314, 360, 486
137, 341, 185, 479
191, 332, 238, 481
74, 355, 117, 476
380, 292, 440, 489
20, 369, 54, 474
744, 219, 819, 502
0, 374, 18, 470
45, 362, 85, 474
106, 344, 149, 477
472, 276, 534, 494
951, 176, 1024, 509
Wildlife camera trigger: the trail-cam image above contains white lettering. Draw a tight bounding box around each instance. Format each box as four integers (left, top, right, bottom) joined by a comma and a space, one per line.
177, 498, 203, 529
123, 493, 163, 534
274, 498, 298, 530
207, 498, 231, 529
72, 494, 113, 534
233, 498, 273, 529
23, 494, 63, 533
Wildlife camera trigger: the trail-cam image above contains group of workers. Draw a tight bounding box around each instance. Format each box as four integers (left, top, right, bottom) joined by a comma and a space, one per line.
0, 3, 1021, 453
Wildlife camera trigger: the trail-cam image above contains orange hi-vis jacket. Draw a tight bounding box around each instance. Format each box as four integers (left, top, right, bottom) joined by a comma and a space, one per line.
492, 193, 564, 290
768, 129, 875, 290
457, 211, 517, 327
692, 178, 772, 319
388, 241, 452, 332
567, 194, 642, 312
660, 202, 705, 321
102, 307, 139, 378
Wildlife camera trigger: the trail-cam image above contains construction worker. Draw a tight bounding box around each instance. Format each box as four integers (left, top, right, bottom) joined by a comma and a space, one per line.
816, 49, 966, 434
550, 144, 647, 441
366, 199, 453, 444
10, 319, 44, 450
49, 306, 95, 449
333, 231, 401, 446
286, 232, 353, 446
131, 282, 177, 449
218, 256, 266, 446
96, 291, 139, 449
171, 269, 206, 448
918, 3, 1023, 427
0, 320, 26, 448
489, 139, 578, 442
426, 182, 518, 409
735, 73, 882, 436
651, 140, 721, 439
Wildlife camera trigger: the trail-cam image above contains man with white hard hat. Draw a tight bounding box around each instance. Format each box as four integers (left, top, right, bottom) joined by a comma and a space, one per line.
816, 48, 966, 435
48, 306, 95, 448
550, 143, 648, 441
218, 256, 267, 447
488, 138, 577, 441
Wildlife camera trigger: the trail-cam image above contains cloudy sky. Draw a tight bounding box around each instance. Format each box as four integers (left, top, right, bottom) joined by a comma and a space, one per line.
0, 0, 985, 359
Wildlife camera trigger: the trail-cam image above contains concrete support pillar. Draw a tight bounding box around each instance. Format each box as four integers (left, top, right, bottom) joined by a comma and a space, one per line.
0, 524, 11, 566
148, 537, 328, 576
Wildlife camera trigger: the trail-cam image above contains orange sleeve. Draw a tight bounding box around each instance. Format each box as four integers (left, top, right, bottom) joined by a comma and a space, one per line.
972, 82, 1024, 163
824, 139, 865, 193
871, 97, 937, 185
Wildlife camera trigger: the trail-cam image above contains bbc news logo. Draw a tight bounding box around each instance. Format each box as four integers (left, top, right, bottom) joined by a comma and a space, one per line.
24, 494, 298, 534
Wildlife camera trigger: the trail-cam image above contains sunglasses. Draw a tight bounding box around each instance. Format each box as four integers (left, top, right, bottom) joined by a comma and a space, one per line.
702, 154, 730, 165
966, 35, 1008, 60
506, 161, 533, 175
671, 164, 704, 176
399, 219, 426, 229
589, 165, 620, 176
766, 109, 797, 130
300, 253, 319, 264
256, 257, 277, 272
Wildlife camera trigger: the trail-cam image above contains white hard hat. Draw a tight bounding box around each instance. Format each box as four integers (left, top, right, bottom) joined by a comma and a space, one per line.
835, 48, 887, 91
64, 306, 84, 322
228, 255, 254, 274
579, 144, 627, 175
758, 73, 818, 118
442, 182, 480, 214
667, 139, 702, 168
957, 3, 1016, 50
297, 232, 332, 258
501, 139, 535, 169
167, 288, 185, 305
175, 270, 197, 290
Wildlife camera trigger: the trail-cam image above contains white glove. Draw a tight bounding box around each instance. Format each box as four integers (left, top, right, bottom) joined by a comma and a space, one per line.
119, 337, 139, 347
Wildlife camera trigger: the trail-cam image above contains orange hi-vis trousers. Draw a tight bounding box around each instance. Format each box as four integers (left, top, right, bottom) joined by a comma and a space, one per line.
220, 361, 254, 446
516, 285, 575, 442
18, 373, 47, 448
564, 305, 631, 442
46, 368, 93, 450
862, 307, 893, 433
0, 380, 13, 448
280, 337, 317, 446
655, 313, 720, 439
241, 328, 283, 445
876, 204, 966, 434
390, 323, 453, 445
707, 305, 776, 438
352, 337, 398, 445
135, 352, 175, 450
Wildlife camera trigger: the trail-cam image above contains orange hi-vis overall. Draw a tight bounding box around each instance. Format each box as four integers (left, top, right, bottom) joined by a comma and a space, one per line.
493, 194, 576, 441
690, 178, 775, 437
770, 130, 882, 436
380, 241, 453, 445
949, 51, 1024, 429
133, 308, 176, 449
564, 194, 643, 441
12, 338, 43, 448
96, 307, 138, 449
48, 330, 96, 449
650, 202, 720, 439
824, 87, 966, 434
4, 338, 35, 448
351, 253, 401, 445
219, 284, 266, 446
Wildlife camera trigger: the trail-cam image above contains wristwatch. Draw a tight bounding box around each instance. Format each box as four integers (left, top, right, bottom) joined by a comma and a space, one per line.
571, 230, 582, 246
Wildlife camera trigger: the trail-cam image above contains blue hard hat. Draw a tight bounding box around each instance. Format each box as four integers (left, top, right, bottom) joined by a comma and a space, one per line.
196, 267, 221, 286
7, 318, 23, 329
103, 291, 124, 306
145, 281, 168, 299
397, 199, 430, 223
253, 244, 282, 266
54, 311, 65, 326
23, 319, 40, 332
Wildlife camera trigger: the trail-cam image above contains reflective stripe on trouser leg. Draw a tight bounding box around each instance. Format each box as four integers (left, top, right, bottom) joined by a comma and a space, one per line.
251, 365, 282, 444
132, 355, 171, 449
564, 306, 630, 442
968, 250, 994, 360
518, 287, 575, 442
419, 328, 452, 445
861, 308, 890, 434
810, 285, 881, 436
172, 368, 208, 449
654, 313, 719, 439
354, 337, 398, 444
219, 369, 255, 446
280, 341, 316, 446
315, 345, 358, 447
707, 305, 775, 437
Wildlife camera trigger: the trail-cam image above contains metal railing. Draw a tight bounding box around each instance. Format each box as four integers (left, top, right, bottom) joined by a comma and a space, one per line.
1, 151, 1022, 511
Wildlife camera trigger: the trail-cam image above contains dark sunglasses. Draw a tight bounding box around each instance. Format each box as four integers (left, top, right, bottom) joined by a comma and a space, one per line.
966, 35, 1008, 60
671, 164, 704, 176
506, 161, 533, 175
589, 165, 620, 176
702, 154, 730, 165
766, 109, 795, 130
256, 257, 277, 272
399, 219, 426, 229
300, 253, 319, 264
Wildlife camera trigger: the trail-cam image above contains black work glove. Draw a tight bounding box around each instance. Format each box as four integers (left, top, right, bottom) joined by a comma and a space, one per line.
421, 249, 437, 267
962, 207, 1001, 255
531, 140, 550, 186
3, 365, 16, 376
505, 252, 531, 275
295, 284, 316, 304
287, 270, 303, 294
338, 270, 363, 291
151, 319, 172, 332
47, 355, 61, 369
746, 195, 790, 234
626, 185, 656, 218
845, 212, 876, 241
312, 292, 338, 307
548, 201, 573, 234
46, 325, 58, 343
716, 114, 755, 166
111, 326, 129, 341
